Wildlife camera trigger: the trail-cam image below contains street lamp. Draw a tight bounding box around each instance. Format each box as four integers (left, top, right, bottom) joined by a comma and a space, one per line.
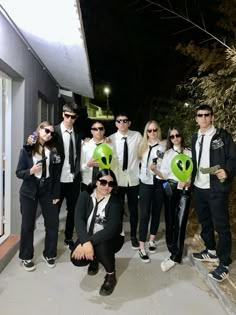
104, 87, 110, 118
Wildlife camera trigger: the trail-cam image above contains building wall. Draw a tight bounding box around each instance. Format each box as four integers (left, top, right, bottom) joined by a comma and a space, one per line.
0, 12, 59, 234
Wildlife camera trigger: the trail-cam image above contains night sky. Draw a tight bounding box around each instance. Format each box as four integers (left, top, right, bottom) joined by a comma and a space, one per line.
80, 0, 221, 130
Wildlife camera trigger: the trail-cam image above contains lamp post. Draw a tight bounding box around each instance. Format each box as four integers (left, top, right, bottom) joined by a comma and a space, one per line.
104, 87, 110, 118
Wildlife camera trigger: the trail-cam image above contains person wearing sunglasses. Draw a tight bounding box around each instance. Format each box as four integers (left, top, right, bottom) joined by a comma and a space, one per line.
53, 102, 82, 250
16, 121, 61, 271
71, 169, 124, 296
80, 120, 115, 192
191, 105, 236, 282
137, 120, 166, 263
153, 127, 191, 272
109, 112, 142, 250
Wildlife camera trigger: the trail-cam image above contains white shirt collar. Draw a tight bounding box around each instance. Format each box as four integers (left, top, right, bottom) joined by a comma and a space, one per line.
198, 125, 216, 137
61, 122, 74, 133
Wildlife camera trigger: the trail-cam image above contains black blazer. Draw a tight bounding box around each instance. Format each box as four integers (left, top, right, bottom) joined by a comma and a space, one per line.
16, 145, 61, 199
54, 124, 82, 181
74, 191, 123, 246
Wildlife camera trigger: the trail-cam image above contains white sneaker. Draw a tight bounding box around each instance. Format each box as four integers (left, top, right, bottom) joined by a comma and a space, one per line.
148, 240, 157, 254
160, 258, 176, 272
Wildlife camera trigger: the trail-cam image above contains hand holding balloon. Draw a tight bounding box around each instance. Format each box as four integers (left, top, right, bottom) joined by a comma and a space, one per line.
87, 158, 100, 168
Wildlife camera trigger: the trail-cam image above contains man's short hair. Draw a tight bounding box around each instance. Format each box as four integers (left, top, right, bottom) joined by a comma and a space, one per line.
115, 112, 129, 120
63, 102, 79, 114
196, 104, 213, 115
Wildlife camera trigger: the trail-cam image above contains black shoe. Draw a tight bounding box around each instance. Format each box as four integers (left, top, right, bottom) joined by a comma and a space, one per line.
64, 239, 75, 250
99, 273, 117, 296
131, 237, 139, 250
88, 259, 99, 275
192, 249, 219, 263
208, 264, 229, 282
21, 260, 36, 272
43, 255, 56, 268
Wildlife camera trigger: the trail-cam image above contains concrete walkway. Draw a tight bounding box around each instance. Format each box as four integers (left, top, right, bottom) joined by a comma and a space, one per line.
0, 212, 229, 315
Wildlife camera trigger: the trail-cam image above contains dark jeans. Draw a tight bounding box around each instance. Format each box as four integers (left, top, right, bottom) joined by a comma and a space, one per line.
139, 180, 164, 242
58, 179, 81, 240
164, 185, 190, 263
19, 182, 59, 260
71, 235, 124, 273
193, 186, 232, 266
118, 185, 139, 238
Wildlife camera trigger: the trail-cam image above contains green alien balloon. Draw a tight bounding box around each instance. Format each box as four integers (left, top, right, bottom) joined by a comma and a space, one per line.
93, 144, 113, 169
171, 154, 193, 182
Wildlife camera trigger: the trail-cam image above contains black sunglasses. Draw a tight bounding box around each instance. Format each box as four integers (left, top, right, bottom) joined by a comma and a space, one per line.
116, 119, 129, 123
64, 113, 77, 119
169, 134, 181, 140
147, 128, 158, 133
197, 113, 211, 117
91, 127, 104, 131
98, 179, 115, 188
44, 128, 55, 136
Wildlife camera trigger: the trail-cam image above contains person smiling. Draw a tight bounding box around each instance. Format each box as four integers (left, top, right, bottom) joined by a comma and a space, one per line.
16, 121, 61, 271
71, 169, 124, 296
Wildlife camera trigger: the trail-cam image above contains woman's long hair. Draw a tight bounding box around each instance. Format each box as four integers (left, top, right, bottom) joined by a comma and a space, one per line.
138, 120, 162, 159
32, 121, 55, 154
166, 126, 186, 152
87, 169, 118, 195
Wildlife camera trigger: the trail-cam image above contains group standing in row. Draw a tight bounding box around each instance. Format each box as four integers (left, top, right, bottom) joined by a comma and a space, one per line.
16, 103, 236, 296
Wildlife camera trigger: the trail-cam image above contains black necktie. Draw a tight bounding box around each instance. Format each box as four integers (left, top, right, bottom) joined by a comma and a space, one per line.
146, 143, 158, 169
68, 131, 75, 174
41, 145, 46, 179
92, 143, 102, 182
122, 137, 128, 171
88, 197, 105, 236
198, 134, 205, 168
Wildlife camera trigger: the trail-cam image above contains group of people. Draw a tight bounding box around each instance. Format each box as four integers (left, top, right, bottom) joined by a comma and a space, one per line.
16, 103, 236, 296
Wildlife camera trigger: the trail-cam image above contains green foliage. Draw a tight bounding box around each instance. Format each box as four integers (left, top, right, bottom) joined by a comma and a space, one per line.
176, 1, 236, 141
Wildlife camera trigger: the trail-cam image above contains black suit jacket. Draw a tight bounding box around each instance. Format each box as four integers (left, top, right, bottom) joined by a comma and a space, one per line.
54, 124, 82, 181
16, 145, 61, 199
74, 191, 123, 246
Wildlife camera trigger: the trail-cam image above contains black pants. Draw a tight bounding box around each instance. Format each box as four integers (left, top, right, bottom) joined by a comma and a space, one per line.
118, 185, 139, 238
193, 187, 232, 266
71, 235, 124, 273
164, 186, 190, 263
139, 180, 164, 242
58, 179, 80, 240
19, 183, 59, 260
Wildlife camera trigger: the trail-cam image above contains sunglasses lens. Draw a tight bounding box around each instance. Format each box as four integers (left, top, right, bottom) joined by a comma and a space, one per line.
65, 113, 76, 119
44, 128, 54, 136
99, 179, 115, 187
147, 128, 158, 133
116, 119, 128, 123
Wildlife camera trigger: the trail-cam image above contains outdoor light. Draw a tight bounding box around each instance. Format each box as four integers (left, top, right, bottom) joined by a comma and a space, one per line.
104, 87, 110, 118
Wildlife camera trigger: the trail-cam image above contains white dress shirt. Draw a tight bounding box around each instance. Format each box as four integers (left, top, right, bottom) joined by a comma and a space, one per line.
109, 129, 142, 187
194, 125, 216, 189
160, 146, 192, 184
33, 147, 50, 179
139, 141, 166, 184
60, 122, 76, 183
80, 139, 115, 185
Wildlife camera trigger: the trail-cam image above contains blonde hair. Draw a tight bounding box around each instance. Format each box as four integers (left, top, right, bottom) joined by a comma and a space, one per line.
138, 120, 162, 159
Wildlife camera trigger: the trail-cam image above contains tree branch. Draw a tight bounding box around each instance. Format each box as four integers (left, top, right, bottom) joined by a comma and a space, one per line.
144, 0, 233, 51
